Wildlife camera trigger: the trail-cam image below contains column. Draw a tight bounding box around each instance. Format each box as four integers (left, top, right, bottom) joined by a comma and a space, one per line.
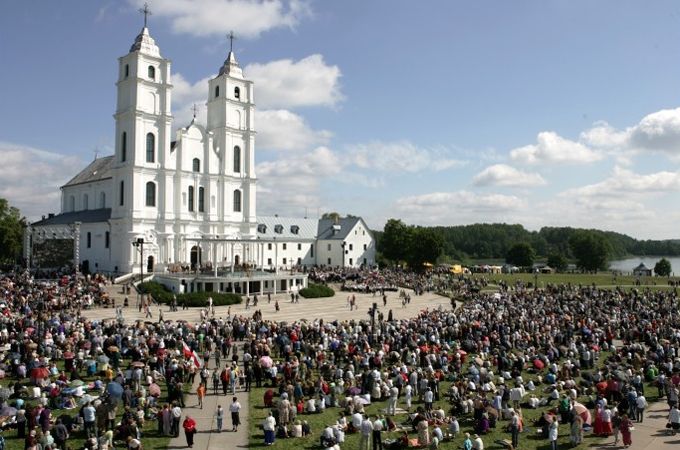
73, 222, 81, 273
230, 243, 235, 273
245, 280, 249, 296
213, 242, 218, 277
274, 243, 279, 275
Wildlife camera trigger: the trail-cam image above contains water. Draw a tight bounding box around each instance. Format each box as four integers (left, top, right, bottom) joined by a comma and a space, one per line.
608, 256, 680, 275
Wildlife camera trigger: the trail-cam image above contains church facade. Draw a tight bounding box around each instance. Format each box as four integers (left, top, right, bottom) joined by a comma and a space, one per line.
26, 25, 375, 281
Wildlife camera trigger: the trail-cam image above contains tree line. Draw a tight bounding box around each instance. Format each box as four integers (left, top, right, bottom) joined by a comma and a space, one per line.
377, 219, 679, 272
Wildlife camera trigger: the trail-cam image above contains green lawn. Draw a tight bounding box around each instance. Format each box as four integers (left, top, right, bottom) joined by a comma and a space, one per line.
247, 353, 659, 450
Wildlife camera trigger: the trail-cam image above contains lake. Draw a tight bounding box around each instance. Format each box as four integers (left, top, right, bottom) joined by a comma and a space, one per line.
609, 256, 680, 274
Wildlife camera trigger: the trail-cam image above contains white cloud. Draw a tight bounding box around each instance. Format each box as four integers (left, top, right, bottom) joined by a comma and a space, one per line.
510, 131, 602, 165
629, 107, 680, 153
348, 141, 465, 173
245, 54, 343, 109
393, 190, 527, 225
0, 142, 82, 220
129, 0, 311, 39
562, 166, 680, 198
171, 72, 212, 128
258, 109, 331, 151
473, 164, 547, 188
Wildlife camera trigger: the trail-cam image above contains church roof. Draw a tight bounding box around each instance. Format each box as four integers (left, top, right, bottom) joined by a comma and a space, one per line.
218, 51, 243, 79
130, 27, 161, 58
256, 216, 318, 240
62, 156, 114, 188
317, 217, 366, 240
32, 208, 112, 226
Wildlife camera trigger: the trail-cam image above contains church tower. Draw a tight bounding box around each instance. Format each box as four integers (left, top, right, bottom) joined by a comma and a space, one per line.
206, 36, 257, 236
110, 13, 173, 272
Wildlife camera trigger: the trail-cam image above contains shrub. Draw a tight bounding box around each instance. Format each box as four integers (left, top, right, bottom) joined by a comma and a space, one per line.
137, 281, 242, 306
299, 283, 335, 298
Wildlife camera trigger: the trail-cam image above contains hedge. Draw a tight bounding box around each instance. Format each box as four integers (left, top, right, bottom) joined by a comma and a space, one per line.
299, 283, 335, 298
138, 281, 242, 307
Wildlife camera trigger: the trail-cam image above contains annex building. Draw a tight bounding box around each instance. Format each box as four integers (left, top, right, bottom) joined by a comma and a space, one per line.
25, 23, 375, 294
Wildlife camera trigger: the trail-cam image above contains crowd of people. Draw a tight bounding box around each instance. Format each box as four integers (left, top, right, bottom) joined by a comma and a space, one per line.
1, 267, 680, 450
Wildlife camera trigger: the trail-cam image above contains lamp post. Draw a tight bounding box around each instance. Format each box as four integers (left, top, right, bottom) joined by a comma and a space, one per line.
534, 268, 539, 291
132, 238, 145, 306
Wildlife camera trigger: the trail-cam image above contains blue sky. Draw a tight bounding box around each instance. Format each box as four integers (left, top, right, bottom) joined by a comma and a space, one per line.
2, 0, 680, 239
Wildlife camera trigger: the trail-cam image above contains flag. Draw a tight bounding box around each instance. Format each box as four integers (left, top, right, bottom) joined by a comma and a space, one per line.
182, 342, 203, 368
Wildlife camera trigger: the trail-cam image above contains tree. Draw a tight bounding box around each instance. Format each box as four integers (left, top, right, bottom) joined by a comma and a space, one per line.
321, 212, 341, 221
406, 227, 443, 271
547, 252, 568, 272
569, 231, 610, 272
505, 242, 536, 267
654, 258, 672, 277
379, 219, 412, 264
0, 198, 26, 265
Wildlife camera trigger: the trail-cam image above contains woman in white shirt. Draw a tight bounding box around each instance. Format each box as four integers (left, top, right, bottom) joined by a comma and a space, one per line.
263, 412, 276, 445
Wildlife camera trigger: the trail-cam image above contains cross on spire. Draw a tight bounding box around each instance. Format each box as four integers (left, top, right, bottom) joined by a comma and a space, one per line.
191, 103, 199, 119
93, 147, 100, 161
139, 2, 152, 28
228, 31, 236, 52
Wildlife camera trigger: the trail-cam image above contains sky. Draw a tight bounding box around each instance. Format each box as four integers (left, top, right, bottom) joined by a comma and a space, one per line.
2, 0, 680, 240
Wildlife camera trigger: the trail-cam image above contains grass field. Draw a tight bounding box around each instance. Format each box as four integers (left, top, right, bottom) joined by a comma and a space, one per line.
247, 350, 658, 450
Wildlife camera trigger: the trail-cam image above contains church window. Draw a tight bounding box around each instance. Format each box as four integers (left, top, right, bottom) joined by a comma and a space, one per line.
311, 244, 314, 258
233, 189, 241, 212
258, 224, 267, 233
234, 86, 240, 99
198, 187, 205, 212
87, 232, 91, 248
283, 258, 287, 265
145, 182, 156, 207
349, 244, 353, 251
121, 132, 127, 162
267, 243, 272, 250
211, 195, 216, 208
349, 258, 353, 266
215, 86, 220, 98
69, 196, 75, 212
100, 192, 106, 208
297, 243, 302, 250
267, 258, 272, 265
283, 243, 287, 250
83, 194, 89, 210
119, 181, 124, 206
192, 158, 200, 172
146, 133, 155, 163
327, 243, 331, 251
124, 64, 129, 78
233, 146, 241, 172
105, 231, 110, 249
188, 186, 194, 212
363, 244, 367, 250
148, 65, 155, 80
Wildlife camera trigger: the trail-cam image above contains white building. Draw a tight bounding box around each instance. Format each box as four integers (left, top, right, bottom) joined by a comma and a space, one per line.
26, 23, 375, 292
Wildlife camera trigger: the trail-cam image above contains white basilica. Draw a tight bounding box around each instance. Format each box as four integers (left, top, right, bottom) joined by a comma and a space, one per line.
26, 24, 375, 293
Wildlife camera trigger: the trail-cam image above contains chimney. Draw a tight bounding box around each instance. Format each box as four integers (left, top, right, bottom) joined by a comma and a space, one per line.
48, 213, 55, 218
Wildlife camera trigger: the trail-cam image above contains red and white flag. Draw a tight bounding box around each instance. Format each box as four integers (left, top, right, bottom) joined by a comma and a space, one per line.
182, 342, 203, 368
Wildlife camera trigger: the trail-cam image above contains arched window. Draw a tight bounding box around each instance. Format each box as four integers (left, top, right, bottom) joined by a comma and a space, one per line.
100, 192, 106, 208
121, 131, 127, 162
69, 196, 75, 212
119, 181, 124, 206
145, 182, 156, 207
234, 86, 240, 99
146, 133, 155, 163
124, 64, 129, 78
188, 186, 194, 212
83, 194, 89, 210
192, 158, 200, 172
198, 187, 205, 212
233, 146, 241, 172
215, 85, 220, 98
233, 189, 241, 212
148, 65, 155, 80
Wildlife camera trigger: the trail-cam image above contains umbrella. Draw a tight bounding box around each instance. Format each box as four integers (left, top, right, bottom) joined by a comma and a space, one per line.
98, 355, 110, 364
79, 393, 94, 405
0, 405, 16, 416
63, 351, 75, 359
474, 357, 483, 366
533, 359, 545, 370
573, 402, 592, 425
259, 356, 273, 368
106, 382, 124, 398
30, 367, 50, 380
348, 386, 362, 396
149, 383, 161, 397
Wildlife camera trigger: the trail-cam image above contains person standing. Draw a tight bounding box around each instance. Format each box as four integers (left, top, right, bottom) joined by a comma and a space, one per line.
263, 411, 276, 445
171, 402, 182, 437
215, 405, 224, 432
230, 396, 242, 432
636, 393, 647, 423
549, 418, 559, 450
510, 410, 520, 448
359, 415, 373, 450
83, 401, 97, 439
372, 415, 384, 450
183, 416, 197, 448
620, 414, 633, 447
197, 383, 206, 409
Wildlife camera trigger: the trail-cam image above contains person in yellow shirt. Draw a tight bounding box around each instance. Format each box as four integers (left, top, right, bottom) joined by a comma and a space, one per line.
197, 383, 206, 409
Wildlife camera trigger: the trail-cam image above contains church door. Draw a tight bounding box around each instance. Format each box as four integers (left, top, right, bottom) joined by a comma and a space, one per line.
190, 246, 202, 269
147, 255, 154, 272
234, 254, 240, 267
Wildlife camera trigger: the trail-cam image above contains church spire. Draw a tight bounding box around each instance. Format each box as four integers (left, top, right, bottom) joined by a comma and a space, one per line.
129, 3, 160, 57
218, 31, 243, 78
